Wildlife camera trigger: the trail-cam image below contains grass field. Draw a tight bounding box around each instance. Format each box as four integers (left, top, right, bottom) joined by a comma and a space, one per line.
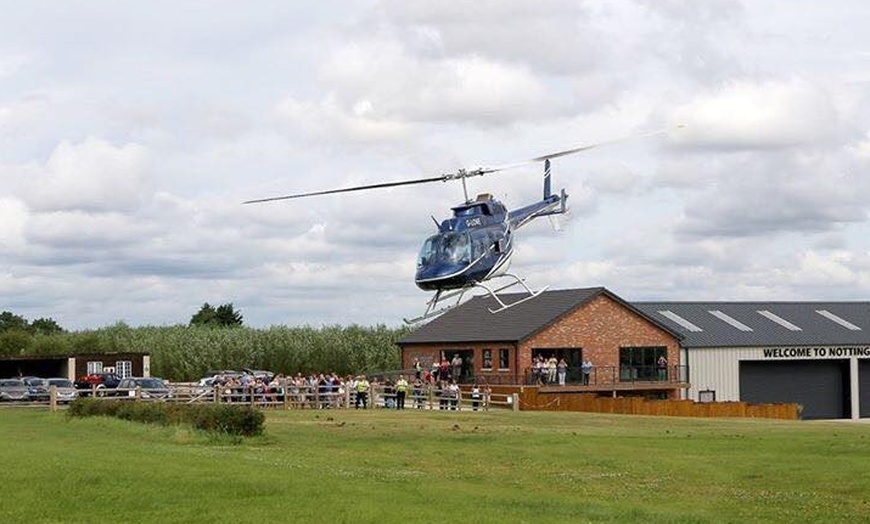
1, 408, 868, 523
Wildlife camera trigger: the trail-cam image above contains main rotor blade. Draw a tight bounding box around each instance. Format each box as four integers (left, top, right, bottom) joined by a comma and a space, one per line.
243, 175, 447, 204
243, 125, 683, 204
486, 126, 681, 174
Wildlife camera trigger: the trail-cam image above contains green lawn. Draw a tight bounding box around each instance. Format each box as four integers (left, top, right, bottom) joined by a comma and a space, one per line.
1, 408, 868, 523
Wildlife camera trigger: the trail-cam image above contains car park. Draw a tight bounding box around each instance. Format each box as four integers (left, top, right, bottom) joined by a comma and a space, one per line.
114, 377, 172, 400
46, 378, 78, 403
0, 379, 30, 401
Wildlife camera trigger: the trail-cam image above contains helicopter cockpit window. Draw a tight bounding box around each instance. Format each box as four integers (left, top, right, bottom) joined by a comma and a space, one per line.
417, 232, 471, 268
444, 232, 470, 264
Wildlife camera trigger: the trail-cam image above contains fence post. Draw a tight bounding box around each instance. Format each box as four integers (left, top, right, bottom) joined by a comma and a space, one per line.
49, 385, 57, 412
512, 393, 519, 412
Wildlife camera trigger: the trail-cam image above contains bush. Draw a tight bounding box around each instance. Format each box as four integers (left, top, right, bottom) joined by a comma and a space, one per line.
188, 404, 265, 436
67, 399, 265, 437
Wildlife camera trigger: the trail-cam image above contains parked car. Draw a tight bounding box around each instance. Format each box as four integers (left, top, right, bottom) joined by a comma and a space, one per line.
22, 377, 50, 401
114, 377, 172, 400
46, 378, 78, 403
243, 368, 275, 383
0, 379, 30, 401
74, 372, 123, 394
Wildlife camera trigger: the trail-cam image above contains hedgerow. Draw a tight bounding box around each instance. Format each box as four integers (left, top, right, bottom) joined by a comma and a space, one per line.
11, 323, 410, 380
67, 398, 265, 437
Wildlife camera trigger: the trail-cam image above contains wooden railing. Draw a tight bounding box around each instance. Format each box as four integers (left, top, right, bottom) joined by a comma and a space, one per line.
40, 383, 519, 412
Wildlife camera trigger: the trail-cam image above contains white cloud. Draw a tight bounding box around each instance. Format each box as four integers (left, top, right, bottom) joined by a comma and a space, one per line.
0, 198, 27, 252
0, 52, 29, 78
22, 138, 150, 213
671, 78, 840, 149
275, 94, 410, 143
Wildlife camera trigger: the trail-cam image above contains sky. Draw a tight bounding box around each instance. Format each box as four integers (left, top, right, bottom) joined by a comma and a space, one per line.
3, 1, 870, 330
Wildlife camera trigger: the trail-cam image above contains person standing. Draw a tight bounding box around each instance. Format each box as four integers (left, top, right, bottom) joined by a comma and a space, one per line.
657, 355, 668, 381
557, 358, 568, 386
581, 359, 593, 386
395, 374, 409, 409
451, 354, 463, 382
471, 382, 481, 411
448, 380, 460, 410
413, 358, 422, 380
547, 355, 558, 384
354, 375, 370, 409
412, 376, 424, 409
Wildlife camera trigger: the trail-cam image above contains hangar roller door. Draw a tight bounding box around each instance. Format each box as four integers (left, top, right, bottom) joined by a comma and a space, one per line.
740, 360, 849, 419
860, 360, 870, 418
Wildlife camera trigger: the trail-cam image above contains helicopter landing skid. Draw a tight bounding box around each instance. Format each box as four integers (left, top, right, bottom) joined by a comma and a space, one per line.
403, 274, 547, 325
477, 274, 548, 314
403, 287, 471, 325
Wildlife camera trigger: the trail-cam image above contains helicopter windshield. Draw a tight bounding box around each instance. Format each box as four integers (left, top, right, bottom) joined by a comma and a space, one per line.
417, 232, 471, 268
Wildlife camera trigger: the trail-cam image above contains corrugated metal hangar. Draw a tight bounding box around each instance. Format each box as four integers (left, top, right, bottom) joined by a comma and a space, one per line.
400, 287, 870, 420
634, 301, 870, 420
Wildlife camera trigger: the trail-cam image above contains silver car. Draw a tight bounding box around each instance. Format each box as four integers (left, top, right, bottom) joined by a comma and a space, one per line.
0, 379, 30, 401
46, 378, 78, 403
115, 377, 172, 400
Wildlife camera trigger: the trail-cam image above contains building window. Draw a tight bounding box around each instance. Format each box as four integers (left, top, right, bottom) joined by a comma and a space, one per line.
482, 349, 493, 370
86, 361, 103, 374
619, 346, 667, 381
116, 361, 133, 378
498, 348, 510, 370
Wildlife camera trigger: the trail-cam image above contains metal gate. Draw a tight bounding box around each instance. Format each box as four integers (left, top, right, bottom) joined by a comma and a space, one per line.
739, 360, 849, 419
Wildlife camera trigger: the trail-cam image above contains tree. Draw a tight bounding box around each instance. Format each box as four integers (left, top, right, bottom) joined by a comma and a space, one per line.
215, 303, 243, 327
0, 311, 28, 333
190, 303, 243, 327
30, 317, 65, 335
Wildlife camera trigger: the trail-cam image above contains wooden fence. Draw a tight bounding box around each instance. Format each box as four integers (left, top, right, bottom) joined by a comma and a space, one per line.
28, 383, 798, 419
516, 387, 800, 420
44, 383, 518, 412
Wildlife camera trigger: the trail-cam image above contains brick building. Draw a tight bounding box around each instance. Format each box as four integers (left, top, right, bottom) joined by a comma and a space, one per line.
399, 287, 688, 399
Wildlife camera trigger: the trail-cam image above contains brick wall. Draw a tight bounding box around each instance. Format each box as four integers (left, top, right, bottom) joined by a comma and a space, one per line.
519, 294, 680, 374
402, 342, 519, 381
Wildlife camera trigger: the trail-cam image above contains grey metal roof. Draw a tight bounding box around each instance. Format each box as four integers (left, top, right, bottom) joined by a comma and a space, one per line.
400, 287, 682, 345
634, 301, 870, 347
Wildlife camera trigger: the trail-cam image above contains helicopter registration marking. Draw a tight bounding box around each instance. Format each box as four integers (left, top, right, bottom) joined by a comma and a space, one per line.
465, 217, 482, 227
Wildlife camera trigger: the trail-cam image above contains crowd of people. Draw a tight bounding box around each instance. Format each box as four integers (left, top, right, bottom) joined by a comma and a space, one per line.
530, 356, 595, 386
208, 366, 492, 411
531, 355, 569, 385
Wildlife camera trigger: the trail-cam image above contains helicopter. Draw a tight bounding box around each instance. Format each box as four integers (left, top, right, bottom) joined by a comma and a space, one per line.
244, 129, 673, 323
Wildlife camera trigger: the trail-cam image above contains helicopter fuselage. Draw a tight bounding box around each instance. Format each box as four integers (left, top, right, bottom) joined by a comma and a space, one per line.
414, 191, 563, 292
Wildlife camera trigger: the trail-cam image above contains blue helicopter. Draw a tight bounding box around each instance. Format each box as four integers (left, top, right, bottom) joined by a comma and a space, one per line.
244, 130, 670, 323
